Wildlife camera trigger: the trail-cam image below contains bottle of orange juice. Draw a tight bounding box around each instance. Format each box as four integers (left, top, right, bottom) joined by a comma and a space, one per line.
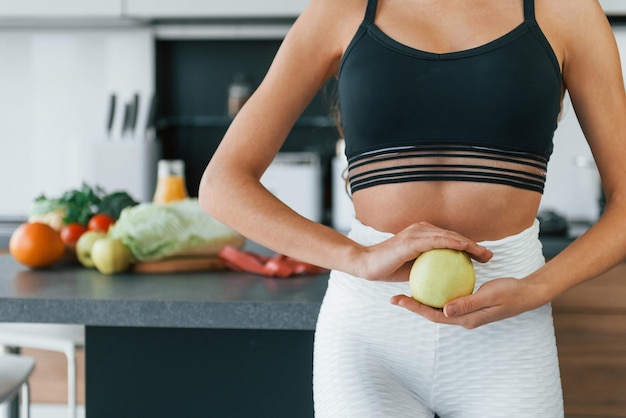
153, 159, 189, 204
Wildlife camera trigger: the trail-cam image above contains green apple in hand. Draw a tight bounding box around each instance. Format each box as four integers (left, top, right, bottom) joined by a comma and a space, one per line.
91, 237, 132, 275
409, 249, 476, 308
76, 231, 107, 268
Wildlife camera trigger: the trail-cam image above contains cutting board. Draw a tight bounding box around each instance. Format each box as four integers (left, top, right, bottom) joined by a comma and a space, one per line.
130, 256, 225, 274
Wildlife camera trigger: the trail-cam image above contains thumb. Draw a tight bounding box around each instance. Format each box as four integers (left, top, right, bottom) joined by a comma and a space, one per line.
443, 293, 484, 318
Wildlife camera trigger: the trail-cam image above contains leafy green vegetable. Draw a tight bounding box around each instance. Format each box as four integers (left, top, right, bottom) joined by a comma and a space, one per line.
108, 198, 243, 261
31, 182, 139, 226
99, 192, 140, 220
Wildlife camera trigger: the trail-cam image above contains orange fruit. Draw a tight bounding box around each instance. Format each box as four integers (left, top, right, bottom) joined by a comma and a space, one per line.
9, 222, 65, 269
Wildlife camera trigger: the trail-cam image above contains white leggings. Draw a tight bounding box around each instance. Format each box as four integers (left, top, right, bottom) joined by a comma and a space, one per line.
313, 218, 564, 418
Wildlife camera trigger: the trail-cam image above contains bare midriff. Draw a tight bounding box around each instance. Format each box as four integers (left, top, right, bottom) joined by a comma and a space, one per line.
352, 181, 541, 242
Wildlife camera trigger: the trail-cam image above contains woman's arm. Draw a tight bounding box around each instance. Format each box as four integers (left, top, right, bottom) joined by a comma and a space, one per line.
392, 0, 626, 327
529, 0, 626, 297
198, 0, 492, 281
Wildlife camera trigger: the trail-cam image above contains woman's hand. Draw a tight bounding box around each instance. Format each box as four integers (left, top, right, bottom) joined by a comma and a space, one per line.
354, 221, 493, 282
390, 276, 550, 328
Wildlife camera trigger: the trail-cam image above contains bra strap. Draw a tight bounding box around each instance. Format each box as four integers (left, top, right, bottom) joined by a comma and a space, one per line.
364, 0, 378, 24
523, 0, 535, 21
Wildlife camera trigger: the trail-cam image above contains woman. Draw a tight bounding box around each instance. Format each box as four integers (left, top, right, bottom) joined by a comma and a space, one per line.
199, 0, 626, 416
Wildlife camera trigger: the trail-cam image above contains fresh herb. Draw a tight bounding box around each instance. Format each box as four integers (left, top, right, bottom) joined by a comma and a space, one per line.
34, 182, 139, 226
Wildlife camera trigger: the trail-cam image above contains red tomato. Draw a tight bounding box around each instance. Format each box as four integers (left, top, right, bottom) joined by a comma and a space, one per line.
60, 223, 87, 245
87, 214, 115, 233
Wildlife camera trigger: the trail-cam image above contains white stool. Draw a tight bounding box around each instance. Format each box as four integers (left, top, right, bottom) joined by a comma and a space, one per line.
0, 354, 35, 418
0, 324, 84, 418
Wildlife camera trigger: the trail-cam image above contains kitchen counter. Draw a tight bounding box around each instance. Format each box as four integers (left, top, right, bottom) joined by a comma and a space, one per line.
0, 254, 328, 418
0, 254, 328, 330
0, 218, 25, 249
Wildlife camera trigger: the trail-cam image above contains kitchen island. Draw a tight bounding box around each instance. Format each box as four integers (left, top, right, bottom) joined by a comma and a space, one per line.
0, 254, 329, 418
4, 234, 624, 417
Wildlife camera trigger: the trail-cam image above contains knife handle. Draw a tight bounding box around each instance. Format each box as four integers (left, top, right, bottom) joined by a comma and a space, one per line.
130, 93, 140, 135
145, 94, 158, 140
106, 94, 116, 137
121, 103, 131, 138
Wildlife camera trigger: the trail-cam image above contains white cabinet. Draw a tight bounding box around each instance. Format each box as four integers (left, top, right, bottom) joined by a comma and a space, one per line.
125, 0, 309, 19
0, 0, 123, 18
0, 0, 309, 21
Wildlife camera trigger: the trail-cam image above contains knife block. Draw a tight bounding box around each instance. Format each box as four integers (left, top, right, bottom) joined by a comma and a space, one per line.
91, 141, 161, 203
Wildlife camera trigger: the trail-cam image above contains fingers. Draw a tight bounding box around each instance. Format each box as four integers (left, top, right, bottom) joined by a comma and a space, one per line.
358, 221, 492, 283
389, 295, 448, 322
463, 242, 493, 263
390, 277, 526, 328
443, 278, 519, 319
398, 222, 493, 264
390, 292, 496, 329
443, 293, 485, 318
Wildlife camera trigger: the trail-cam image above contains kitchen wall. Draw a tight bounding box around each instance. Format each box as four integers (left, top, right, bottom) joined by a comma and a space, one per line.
0, 26, 154, 219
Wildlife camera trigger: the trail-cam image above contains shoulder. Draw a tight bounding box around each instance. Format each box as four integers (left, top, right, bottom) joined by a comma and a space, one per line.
535, 0, 612, 46
535, 0, 615, 69
292, 0, 367, 54
296, 0, 367, 42
300, 0, 367, 26
535, 0, 606, 20
277, 0, 368, 77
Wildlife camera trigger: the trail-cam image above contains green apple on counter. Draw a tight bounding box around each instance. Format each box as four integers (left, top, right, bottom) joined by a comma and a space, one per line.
91, 238, 132, 275
409, 249, 476, 308
76, 231, 107, 268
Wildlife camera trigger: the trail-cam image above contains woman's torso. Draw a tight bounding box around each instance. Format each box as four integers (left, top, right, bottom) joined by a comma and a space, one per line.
334, 0, 565, 240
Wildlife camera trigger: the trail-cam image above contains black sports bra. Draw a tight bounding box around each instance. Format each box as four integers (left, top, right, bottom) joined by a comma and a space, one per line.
338, 0, 562, 194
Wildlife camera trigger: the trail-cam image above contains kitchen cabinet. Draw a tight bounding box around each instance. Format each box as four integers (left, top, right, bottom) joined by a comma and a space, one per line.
552, 262, 626, 417
0, 0, 123, 18
125, 0, 309, 19
155, 38, 339, 220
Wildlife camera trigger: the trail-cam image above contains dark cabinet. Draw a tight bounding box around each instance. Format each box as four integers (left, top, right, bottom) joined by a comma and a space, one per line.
155, 38, 340, 207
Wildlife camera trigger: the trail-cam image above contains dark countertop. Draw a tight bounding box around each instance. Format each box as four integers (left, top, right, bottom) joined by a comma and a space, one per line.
0, 254, 329, 330
0, 218, 25, 249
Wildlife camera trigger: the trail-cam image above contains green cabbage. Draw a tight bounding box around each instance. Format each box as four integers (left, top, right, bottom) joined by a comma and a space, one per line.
29, 199, 68, 230
108, 198, 243, 261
